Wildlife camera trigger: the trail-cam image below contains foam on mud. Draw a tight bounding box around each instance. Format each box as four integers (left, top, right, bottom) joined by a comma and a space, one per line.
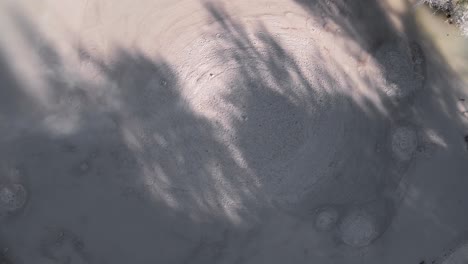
391, 126, 418, 161
339, 211, 378, 247
0, 184, 27, 212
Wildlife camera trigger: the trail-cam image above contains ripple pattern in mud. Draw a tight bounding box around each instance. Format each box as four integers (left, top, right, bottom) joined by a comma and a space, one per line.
177, 29, 352, 202
152, 7, 425, 207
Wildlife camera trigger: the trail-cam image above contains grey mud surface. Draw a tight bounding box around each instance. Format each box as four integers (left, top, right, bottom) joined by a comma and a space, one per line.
1, 0, 468, 263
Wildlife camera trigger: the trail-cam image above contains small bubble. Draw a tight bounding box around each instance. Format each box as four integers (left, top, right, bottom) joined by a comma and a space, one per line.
72, 237, 84, 250
314, 207, 339, 231
0, 183, 27, 212
339, 211, 378, 247
9, 168, 21, 179
79, 162, 89, 172
62, 143, 77, 153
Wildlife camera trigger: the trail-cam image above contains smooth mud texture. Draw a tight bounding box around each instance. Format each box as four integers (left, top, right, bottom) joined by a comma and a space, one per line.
0, 0, 468, 263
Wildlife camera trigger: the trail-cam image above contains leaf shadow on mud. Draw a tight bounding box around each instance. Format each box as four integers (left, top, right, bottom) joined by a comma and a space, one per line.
0, 1, 467, 263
